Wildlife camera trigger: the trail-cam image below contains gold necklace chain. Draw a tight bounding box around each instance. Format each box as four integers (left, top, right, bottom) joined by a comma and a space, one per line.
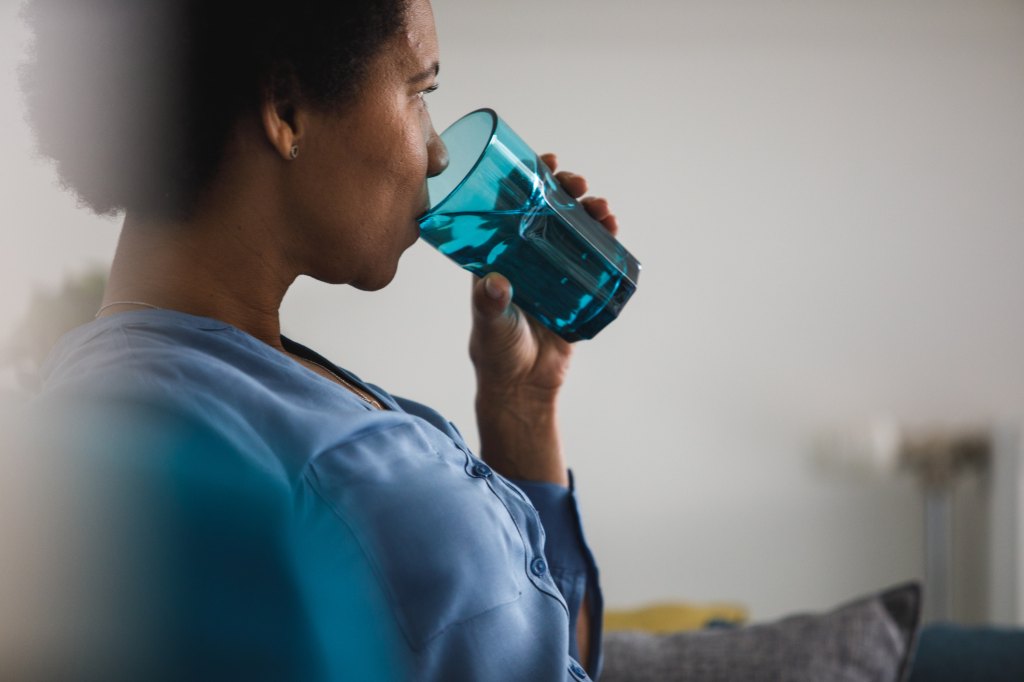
298, 356, 384, 410
95, 301, 161, 318
94, 301, 383, 410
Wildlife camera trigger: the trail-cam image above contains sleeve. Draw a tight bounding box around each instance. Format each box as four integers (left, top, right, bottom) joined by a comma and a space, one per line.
512, 471, 605, 679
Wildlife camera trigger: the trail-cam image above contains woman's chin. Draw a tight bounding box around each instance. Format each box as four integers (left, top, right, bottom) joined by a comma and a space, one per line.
350, 273, 397, 292
346, 254, 405, 292
314, 229, 418, 290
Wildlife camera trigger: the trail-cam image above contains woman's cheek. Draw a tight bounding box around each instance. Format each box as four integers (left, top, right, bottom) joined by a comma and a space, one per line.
418, 105, 434, 143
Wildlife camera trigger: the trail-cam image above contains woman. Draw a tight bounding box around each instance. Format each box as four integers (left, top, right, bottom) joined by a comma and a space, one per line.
23, 0, 617, 679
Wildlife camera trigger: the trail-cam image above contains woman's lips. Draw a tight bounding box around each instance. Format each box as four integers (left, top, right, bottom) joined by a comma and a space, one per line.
407, 217, 422, 246
416, 183, 432, 220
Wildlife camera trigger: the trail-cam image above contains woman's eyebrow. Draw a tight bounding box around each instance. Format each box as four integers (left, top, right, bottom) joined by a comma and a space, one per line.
407, 61, 440, 85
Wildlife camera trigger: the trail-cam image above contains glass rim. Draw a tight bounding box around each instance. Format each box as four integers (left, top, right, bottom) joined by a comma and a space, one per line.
419, 107, 498, 221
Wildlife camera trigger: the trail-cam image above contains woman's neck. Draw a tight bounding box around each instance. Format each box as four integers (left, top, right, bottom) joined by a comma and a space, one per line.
102, 209, 296, 352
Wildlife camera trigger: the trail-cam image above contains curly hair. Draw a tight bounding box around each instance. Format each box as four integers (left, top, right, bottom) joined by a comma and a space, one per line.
20, 0, 409, 220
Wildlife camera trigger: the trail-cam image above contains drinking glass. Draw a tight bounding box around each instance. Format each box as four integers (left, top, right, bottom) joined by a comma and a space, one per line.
419, 108, 641, 342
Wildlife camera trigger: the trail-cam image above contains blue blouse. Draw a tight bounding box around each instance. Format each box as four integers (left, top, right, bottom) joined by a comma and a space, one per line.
37, 309, 603, 680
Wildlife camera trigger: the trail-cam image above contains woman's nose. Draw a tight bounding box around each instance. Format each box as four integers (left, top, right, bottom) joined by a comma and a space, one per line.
426, 125, 449, 178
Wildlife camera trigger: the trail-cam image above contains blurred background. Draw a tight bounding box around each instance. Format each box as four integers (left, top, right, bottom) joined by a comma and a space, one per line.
1, 0, 1022, 626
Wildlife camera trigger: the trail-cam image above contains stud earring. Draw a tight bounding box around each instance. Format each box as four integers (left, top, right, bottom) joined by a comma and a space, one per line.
289, 144, 299, 160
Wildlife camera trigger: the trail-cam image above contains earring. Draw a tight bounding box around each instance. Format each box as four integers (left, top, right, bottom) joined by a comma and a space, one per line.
289, 144, 299, 160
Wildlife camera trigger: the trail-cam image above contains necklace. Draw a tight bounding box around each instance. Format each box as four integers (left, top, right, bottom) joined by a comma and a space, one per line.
94, 300, 161, 318
92, 300, 382, 409
300, 356, 384, 410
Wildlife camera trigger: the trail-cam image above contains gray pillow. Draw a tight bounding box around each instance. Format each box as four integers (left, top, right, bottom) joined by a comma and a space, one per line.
601, 582, 920, 682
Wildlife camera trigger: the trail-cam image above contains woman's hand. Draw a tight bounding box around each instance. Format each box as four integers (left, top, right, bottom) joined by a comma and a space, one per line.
470, 153, 619, 485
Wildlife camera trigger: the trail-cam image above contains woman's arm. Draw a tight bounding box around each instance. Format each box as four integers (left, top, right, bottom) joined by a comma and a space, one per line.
470, 152, 619, 485
469, 153, 617, 676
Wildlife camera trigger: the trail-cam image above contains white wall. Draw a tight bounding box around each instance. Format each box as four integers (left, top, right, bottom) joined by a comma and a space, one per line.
3, 0, 1023, 621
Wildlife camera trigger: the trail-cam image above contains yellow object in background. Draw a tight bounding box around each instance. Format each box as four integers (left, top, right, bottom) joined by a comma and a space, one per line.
604, 602, 749, 634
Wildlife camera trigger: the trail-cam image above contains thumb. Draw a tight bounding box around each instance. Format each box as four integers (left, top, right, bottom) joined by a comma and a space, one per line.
471, 272, 528, 356
471, 272, 518, 331
470, 273, 527, 371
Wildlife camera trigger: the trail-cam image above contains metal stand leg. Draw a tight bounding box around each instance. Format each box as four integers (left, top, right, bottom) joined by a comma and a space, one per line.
924, 484, 953, 622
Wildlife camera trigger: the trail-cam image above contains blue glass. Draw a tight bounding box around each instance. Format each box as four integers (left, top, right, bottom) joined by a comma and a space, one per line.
419, 109, 641, 342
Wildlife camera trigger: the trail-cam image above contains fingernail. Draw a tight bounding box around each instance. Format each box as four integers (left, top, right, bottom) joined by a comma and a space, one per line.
484, 276, 504, 300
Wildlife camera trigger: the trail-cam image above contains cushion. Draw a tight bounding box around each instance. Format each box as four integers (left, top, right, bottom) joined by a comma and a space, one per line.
601, 582, 921, 682
907, 623, 1024, 682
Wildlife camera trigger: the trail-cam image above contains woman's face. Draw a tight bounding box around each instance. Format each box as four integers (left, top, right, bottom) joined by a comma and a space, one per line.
284, 0, 447, 291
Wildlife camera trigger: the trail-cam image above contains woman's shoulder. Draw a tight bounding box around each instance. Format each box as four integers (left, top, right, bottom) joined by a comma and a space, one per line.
33, 309, 428, 482
32, 311, 283, 469
40, 309, 276, 405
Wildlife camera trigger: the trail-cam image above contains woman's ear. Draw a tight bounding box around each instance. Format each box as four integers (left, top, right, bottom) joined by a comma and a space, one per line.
260, 80, 305, 161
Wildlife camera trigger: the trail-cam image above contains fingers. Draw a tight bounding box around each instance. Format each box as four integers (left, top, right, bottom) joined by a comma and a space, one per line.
542, 152, 588, 198
581, 196, 619, 237
542, 152, 620, 236
555, 171, 588, 198
581, 196, 611, 221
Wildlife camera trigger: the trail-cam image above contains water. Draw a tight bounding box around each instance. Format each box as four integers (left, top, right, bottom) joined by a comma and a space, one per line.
419, 188, 639, 341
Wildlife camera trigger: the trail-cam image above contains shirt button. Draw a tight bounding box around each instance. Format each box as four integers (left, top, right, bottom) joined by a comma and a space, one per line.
530, 556, 548, 577
569, 662, 588, 680
471, 462, 493, 478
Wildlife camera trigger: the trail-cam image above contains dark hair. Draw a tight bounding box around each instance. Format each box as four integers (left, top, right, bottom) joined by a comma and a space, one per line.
20, 0, 409, 220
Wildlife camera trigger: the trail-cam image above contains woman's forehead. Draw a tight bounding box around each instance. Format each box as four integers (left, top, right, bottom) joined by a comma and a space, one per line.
402, 0, 440, 63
